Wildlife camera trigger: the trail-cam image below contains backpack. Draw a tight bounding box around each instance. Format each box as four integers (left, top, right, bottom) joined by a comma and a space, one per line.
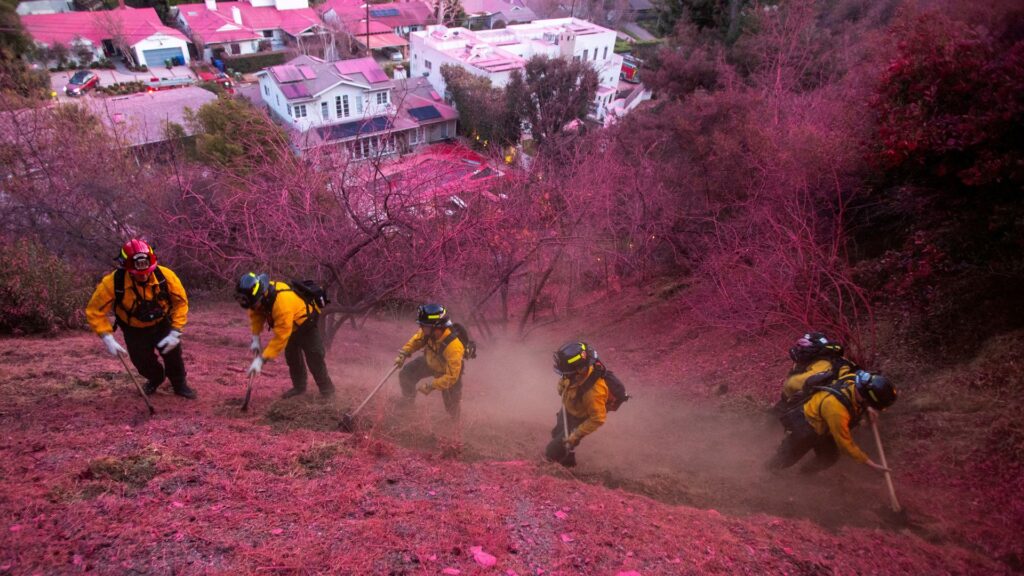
112, 267, 170, 328
287, 279, 330, 310
440, 322, 477, 360
786, 355, 859, 403
574, 359, 630, 412
781, 375, 862, 430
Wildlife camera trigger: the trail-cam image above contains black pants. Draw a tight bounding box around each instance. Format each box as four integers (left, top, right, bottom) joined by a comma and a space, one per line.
399, 356, 462, 417
284, 318, 335, 395
121, 321, 187, 391
766, 411, 840, 473
545, 409, 586, 465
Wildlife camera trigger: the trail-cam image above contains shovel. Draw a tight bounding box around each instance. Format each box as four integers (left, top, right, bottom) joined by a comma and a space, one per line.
241, 350, 260, 412
559, 408, 576, 467
870, 413, 902, 513
117, 352, 156, 416
338, 365, 399, 432
240, 371, 257, 412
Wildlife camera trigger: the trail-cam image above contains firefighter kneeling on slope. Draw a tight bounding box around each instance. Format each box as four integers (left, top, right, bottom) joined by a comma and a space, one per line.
767, 369, 896, 474
393, 304, 471, 418
85, 239, 196, 399
545, 341, 628, 467
236, 273, 336, 399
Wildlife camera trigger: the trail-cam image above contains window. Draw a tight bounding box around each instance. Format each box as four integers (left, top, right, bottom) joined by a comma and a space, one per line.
321, 101, 329, 118
343, 95, 350, 116
287, 104, 291, 116
263, 30, 274, 38
230, 43, 241, 55
594, 49, 598, 61
603, 46, 607, 60
356, 96, 363, 114
276, 94, 279, 105
263, 83, 268, 95
376, 92, 388, 105
293, 104, 307, 118
573, 55, 580, 62
425, 59, 432, 70
409, 126, 424, 144
583, 49, 588, 61
335, 96, 342, 117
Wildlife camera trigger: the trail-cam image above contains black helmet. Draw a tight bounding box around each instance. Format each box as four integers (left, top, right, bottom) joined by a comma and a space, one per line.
855, 371, 897, 410
235, 272, 270, 309
417, 303, 451, 327
553, 341, 596, 376
789, 332, 844, 363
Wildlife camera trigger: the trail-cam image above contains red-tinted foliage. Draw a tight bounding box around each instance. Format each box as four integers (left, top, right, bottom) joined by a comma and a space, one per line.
874, 11, 1024, 190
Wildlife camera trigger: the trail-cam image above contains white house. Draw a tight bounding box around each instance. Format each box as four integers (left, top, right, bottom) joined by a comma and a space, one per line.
175, 0, 321, 61
256, 55, 458, 158
20, 8, 191, 68
409, 18, 622, 121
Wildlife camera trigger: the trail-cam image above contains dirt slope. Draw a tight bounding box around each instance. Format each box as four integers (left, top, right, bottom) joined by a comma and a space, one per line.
0, 302, 1014, 575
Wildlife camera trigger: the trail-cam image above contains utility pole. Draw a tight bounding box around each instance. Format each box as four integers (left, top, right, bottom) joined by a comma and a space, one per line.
365, 2, 370, 56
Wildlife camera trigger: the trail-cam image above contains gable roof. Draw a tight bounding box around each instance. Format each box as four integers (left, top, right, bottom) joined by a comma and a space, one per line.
20, 8, 187, 47
176, 1, 320, 43
324, 0, 433, 32
259, 54, 393, 100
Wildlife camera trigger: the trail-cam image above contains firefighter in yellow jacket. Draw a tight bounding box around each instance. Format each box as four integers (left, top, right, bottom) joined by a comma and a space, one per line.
776, 332, 857, 412
85, 239, 195, 398
767, 370, 896, 474
545, 341, 608, 467
393, 304, 465, 418
235, 273, 336, 399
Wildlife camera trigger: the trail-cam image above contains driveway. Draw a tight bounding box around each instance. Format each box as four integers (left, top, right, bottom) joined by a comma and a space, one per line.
621, 22, 657, 41
50, 65, 197, 100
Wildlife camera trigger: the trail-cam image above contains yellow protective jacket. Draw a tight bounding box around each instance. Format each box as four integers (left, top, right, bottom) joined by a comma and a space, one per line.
782, 357, 855, 401
249, 281, 317, 361
86, 266, 188, 334
558, 365, 609, 444
399, 327, 465, 391
803, 384, 869, 463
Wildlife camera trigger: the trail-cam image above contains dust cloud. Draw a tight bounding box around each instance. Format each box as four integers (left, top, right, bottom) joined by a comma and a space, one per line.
330, 325, 906, 532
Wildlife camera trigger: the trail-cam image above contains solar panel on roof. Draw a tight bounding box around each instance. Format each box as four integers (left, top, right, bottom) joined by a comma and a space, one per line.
271, 65, 304, 83
280, 83, 311, 99
408, 105, 442, 122
317, 116, 391, 141
370, 8, 400, 17
297, 65, 317, 80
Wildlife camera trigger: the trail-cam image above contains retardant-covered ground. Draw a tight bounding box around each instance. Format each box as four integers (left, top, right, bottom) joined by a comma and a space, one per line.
0, 298, 1020, 574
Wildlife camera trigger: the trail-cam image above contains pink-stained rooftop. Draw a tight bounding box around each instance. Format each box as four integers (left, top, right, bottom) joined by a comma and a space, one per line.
176, 1, 321, 43
261, 55, 393, 102
20, 8, 188, 47
323, 0, 433, 31
420, 27, 526, 73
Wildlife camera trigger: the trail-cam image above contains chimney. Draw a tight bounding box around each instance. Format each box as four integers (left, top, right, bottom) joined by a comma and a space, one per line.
232, 6, 242, 24
205, 0, 216, 10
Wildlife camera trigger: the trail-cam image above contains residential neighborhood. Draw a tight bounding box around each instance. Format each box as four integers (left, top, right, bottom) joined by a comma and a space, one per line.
8, 0, 656, 169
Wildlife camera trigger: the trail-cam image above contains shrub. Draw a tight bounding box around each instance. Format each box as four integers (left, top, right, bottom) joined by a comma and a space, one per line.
0, 239, 89, 334
218, 50, 294, 73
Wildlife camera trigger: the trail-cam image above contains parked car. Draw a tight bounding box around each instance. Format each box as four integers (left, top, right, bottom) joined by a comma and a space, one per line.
65, 70, 99, 96
196, 68, 235, 94
384, 48, 404, 62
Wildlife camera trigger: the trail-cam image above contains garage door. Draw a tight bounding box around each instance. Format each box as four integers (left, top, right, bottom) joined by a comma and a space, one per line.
142, 46, 185, 67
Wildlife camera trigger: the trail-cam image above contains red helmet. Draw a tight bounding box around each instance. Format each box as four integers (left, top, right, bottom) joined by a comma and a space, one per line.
120, 239, 157, 277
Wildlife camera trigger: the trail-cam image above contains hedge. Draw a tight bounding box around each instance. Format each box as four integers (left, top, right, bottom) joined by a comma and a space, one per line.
217, 50, 295, 73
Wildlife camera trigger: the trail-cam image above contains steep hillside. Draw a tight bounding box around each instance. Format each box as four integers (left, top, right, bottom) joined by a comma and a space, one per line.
0, 302, 1017, 574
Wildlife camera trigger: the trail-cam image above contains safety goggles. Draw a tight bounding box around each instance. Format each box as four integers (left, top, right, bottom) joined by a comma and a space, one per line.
131, 254, 152, 271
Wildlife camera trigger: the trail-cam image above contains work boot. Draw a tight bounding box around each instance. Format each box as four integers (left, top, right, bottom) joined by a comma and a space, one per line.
143, 381, 161, 395
319, 387, 336, 399
281, 387, 306, 400
172, 382, 197, 400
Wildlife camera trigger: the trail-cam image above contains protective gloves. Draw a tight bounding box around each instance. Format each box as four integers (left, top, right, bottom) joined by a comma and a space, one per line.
250, 335, 262, 355
157, 330, 181, 354
417, 381, 434, 395
247, 356, 264, 377
101, 334, 127, 357
394, 352, 408, 368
